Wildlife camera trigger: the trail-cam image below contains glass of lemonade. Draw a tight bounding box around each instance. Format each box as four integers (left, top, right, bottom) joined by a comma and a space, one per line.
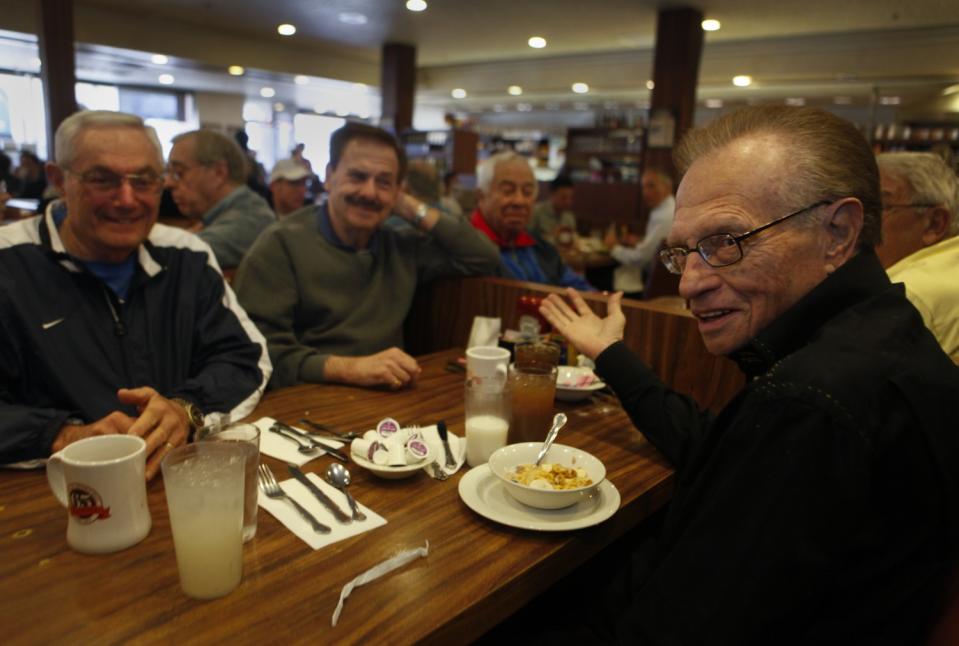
465, 380, 510, 467
199, 423, 259, 542
162, 442, 245, 600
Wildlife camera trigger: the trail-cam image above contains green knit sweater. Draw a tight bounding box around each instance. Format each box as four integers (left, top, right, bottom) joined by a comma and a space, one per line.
233, 204, 499, 387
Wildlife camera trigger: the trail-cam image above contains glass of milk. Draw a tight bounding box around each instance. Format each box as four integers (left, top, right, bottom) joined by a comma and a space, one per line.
465, 379, 511, 467
161, 442, 246, 599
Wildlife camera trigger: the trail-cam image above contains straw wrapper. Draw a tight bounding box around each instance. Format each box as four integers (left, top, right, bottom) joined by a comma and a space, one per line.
332, 541, 430, 626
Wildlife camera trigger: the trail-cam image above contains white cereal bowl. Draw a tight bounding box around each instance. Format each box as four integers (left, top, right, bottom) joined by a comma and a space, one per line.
487, 442, 605, 510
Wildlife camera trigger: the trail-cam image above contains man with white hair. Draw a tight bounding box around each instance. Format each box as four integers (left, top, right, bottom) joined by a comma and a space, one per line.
876, 151, 959, 357
536, 105, 959, 644
0, 110, 271, 478
470, 151, 593, 290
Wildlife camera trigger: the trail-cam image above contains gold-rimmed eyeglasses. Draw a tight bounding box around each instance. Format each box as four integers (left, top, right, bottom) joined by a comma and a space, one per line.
659, 199, 832, 275
68, 168, 164, 194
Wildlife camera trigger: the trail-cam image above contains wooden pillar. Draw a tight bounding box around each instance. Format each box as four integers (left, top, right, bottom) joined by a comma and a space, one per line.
644, 7, 704, 181
380, 43, 416, 134
37, 0, 78, 161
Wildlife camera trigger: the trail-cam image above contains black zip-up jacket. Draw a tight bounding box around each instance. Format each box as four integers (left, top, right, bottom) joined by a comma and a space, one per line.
0, 207, 271, 463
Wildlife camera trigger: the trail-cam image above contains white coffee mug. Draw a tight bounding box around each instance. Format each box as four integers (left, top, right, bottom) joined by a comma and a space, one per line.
466, 346, 510, 386
46, 435, 152, 554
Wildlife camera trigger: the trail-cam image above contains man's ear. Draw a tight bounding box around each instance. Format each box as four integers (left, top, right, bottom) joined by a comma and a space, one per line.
46, 162, 66, 194
921, 206, 951, 246
823, 198, 864, 270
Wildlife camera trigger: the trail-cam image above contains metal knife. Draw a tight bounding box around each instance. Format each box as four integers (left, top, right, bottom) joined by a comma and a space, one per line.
437, 420, 456, 469
274, 421, 349, 462
287, 464, 352, 524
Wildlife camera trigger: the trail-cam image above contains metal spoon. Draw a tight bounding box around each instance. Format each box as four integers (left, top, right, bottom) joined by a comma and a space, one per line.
325, 463, 366, 521
534, 413, 568, 466
269, 424, 318, 454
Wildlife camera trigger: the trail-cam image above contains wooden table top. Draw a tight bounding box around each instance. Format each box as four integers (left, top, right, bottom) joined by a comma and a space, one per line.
1, 349, 673, 644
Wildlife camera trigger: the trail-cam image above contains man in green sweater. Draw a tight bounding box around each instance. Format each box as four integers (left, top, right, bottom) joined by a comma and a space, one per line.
233, 122, 500, 389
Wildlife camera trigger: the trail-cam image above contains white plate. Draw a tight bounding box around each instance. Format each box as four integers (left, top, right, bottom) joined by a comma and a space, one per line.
351, 428, 464, 479
555, 366, 606, 402
351, 452, 434, 479
458, 465, 620, 531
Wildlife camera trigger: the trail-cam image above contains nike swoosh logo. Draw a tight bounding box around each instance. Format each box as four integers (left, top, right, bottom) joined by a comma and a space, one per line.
41, 318, 65, 330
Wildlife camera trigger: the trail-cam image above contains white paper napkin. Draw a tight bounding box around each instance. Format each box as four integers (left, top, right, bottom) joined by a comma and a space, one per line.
467, 316, 501, 348
258, 471, 386, 550
253, 417, 346, 466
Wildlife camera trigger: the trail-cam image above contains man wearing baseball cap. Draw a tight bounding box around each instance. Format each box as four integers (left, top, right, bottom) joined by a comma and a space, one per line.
269, 158, 312, 217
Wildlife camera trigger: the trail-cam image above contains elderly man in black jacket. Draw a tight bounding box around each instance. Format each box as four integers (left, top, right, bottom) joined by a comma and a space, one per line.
539, 105, 959, 645
0, 110, 270, 479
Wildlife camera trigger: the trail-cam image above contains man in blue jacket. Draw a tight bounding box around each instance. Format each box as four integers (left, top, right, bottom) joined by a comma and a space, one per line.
470, 151, 594, 291
0, 110, 271, 478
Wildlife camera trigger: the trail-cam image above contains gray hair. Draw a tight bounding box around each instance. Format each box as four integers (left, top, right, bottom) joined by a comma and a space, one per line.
877, 152, 959, 235
405, 159, 440, 203
477, 151, 535, 194
172, 130, 248, 185
55, 110, 162, 169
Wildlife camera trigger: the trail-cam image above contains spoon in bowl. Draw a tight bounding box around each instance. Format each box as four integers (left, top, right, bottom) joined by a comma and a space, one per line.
326, 463, 366, 521
534, 413, 568, 467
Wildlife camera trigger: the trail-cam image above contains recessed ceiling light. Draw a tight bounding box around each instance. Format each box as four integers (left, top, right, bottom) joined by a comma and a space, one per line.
451, 88, 467, 99
406, 0, 427, 11
294, 75, 309, 85
701, 19, 721, 31
785, 97, 806, 106
508, 85, 523, 96
705, 98, 723, 108
528, 36, 547, 49
879, 96, 901, 105
338, 12, 368, 25
833, 96, 853, 105
260, 87, 276, 98
158, 73, 174, 85
151, 54, 168, 65
646, 80, 655, 90
228, 65, 245, 76
277, 23, 296, 36
274, 102, 285, 112
572, 82, 589, 94
732, 75, 752, 87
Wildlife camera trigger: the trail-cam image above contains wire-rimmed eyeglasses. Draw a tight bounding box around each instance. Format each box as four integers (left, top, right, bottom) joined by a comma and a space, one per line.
68, 168, 164, 194
659, 199, 831, 275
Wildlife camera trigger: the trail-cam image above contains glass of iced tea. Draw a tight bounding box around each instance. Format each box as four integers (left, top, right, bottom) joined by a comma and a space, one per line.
509, 341, 560, 444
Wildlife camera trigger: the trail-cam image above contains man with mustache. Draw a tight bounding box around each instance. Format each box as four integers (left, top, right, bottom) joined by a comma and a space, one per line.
0, 110, 271, 478
470, 151, 593, 290
535, 105, 959, 643
233, 122, 499, 388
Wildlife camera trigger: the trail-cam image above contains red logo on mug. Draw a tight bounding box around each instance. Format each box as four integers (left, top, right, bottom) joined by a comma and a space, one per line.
68, 483, 111, 524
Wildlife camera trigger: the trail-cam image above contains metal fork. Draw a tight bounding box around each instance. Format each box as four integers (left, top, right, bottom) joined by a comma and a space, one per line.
257, 464, 331, 534
425, 461, 450, 481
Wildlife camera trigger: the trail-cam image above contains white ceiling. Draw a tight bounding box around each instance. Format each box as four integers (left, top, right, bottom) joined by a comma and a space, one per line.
1, 0, 958, 125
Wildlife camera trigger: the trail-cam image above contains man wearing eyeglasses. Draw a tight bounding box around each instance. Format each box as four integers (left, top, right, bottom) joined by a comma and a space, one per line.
875, 152, 959, 359
0, 110, 271, 479
538, 106, 959, 644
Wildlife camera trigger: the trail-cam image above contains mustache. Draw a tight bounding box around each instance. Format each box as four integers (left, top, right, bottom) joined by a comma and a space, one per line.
345, 195, 385, 211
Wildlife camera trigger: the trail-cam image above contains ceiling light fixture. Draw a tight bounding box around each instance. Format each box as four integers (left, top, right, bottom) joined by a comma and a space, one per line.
701, 19, 721, 31
406, 0, 427, 11
158, 73, 174, 85
338, 12, 368, 25
274, 102, 285, 112
508, 85, 523, 96
277, 23, 296, 36
228, 65, 245, 76
260, 87, 276, 98
646, 80, 655, 90
151, 54, 168, 65
294, 75, 309, 85
528, 36, 547, 49
572, 82, 589, 94
451, 88, 467, 99
732, 75, 752, 87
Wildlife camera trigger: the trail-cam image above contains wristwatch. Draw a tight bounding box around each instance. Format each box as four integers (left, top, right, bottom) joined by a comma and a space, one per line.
172, 398, 204, 442
412, 202, 429, 227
